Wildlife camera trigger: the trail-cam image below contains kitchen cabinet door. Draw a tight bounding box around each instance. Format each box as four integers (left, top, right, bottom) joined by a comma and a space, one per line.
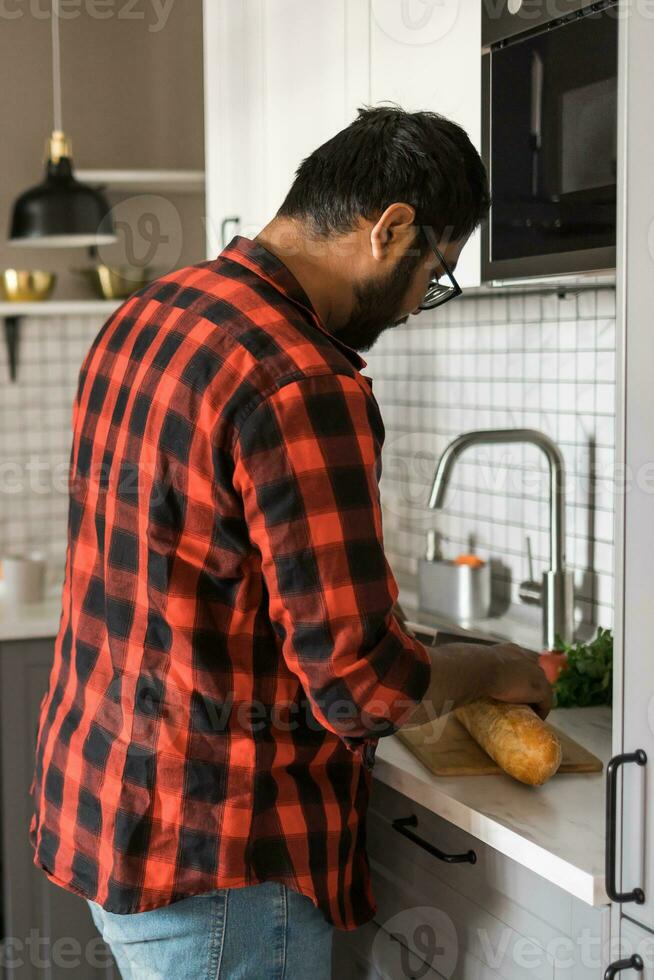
613, 0, 654, 938
606, 918, 654, 979
369, 0, 482, 287
203, 0, 370, 257
0, 639, 117, 979
203, 0, 266, 255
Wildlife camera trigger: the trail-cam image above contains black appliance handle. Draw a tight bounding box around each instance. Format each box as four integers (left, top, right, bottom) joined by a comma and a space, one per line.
604, 954, 644, 978
392, 815, 476, 865
220, 215, 241, 248
605, 749, 647, 904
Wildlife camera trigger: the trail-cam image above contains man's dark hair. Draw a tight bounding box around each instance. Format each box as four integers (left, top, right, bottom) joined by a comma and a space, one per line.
277, 105, 490, 244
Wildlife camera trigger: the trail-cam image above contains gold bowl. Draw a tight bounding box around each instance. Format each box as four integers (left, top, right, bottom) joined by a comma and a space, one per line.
74, 265, 154, 300
0, 269, 56, 302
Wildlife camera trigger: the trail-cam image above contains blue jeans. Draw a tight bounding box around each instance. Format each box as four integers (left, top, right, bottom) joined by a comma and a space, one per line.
87, 881, 333, 979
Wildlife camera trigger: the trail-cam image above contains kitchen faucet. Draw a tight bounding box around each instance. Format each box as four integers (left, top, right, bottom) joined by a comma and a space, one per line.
428, 429, 574, 649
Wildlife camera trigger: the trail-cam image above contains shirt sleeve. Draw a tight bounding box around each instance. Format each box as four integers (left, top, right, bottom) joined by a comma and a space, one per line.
231, 372, 431, 747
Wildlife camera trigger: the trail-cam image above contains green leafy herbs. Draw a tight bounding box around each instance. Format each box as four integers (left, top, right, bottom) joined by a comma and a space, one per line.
552, 627, 613, 708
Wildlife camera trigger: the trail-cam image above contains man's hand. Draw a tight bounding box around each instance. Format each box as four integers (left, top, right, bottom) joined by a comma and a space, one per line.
404, 640, 552, 728
484, 642, 552, 719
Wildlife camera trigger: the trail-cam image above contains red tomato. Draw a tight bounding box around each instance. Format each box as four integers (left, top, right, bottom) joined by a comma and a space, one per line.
539, 651, 568, 685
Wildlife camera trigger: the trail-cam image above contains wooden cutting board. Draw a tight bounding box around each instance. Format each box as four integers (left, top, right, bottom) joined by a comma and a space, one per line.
397, 713, 603, 777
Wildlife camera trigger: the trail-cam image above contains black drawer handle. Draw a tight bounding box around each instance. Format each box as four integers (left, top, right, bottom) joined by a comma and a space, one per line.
392, 815, 476, 865
605, 750, 647, 904
605, 954, 644, 978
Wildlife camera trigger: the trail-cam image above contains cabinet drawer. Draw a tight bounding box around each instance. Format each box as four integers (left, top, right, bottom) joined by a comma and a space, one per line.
368, 781, 607, 979
333, 919, 505, 980
369, 781, 577, 934
333, 919, 446, 980
371, 854, 553, 980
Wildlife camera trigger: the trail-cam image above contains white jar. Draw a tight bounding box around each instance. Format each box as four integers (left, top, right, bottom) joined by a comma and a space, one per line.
1, 552, 47, 604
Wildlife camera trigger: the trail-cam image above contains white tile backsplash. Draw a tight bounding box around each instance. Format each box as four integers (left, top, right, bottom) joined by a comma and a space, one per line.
0, 314, 102, 563
366, 287, 617, 633
0, 288, 616, 635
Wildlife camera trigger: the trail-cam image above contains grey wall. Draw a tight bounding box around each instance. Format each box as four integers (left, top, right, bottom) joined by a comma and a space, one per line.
0, 0, 205, 296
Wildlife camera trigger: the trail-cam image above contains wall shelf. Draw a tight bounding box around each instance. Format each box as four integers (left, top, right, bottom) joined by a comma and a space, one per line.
1, 301, 120, 381
76, 169, 205, 194
0, 300, 121, 317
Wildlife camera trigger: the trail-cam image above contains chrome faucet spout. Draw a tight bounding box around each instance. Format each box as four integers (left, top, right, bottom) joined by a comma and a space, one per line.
428, 428, 573, 647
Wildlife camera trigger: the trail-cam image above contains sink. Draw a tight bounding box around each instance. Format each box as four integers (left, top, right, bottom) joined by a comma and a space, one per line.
406, 619, 497, 649
399, 594, 543, 652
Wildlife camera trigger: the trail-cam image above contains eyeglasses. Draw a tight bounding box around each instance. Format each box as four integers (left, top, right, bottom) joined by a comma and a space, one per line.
419, 237, 463, 311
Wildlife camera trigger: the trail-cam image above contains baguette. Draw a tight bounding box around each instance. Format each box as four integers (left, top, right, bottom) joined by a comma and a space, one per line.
454, 699, 562, 786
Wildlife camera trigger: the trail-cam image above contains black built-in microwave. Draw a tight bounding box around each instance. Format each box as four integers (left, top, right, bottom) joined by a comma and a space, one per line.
481, 0, 618, 282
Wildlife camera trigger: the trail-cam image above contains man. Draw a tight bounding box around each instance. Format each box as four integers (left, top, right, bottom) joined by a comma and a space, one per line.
31, 107, 550, 979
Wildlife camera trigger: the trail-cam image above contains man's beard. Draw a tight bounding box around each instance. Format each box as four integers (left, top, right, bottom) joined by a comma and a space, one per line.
332, 250, 423, 353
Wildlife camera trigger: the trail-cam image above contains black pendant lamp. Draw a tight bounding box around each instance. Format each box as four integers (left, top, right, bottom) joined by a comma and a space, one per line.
8, 0, 116, 248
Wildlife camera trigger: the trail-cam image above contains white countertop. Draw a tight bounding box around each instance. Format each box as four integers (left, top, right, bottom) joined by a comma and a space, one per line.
374, 705, 611, 907
0, 584, 62, 642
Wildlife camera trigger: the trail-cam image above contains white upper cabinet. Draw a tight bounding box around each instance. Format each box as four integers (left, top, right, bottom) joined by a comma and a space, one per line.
203, 0, 264, 255
369, 0, 482, 287
204, 1, 482, 284
260, 0, 370, 221
203, 0, 370, 256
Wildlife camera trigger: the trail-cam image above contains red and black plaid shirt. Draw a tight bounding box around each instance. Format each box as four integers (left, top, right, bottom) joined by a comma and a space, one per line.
31, 236, 430, 929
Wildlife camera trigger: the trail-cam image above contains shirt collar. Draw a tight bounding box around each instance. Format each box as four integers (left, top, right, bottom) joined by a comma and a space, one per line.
220, 235, 367, 371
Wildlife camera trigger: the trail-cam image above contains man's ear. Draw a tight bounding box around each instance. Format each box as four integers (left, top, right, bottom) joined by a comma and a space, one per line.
370, 203, 416, 261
